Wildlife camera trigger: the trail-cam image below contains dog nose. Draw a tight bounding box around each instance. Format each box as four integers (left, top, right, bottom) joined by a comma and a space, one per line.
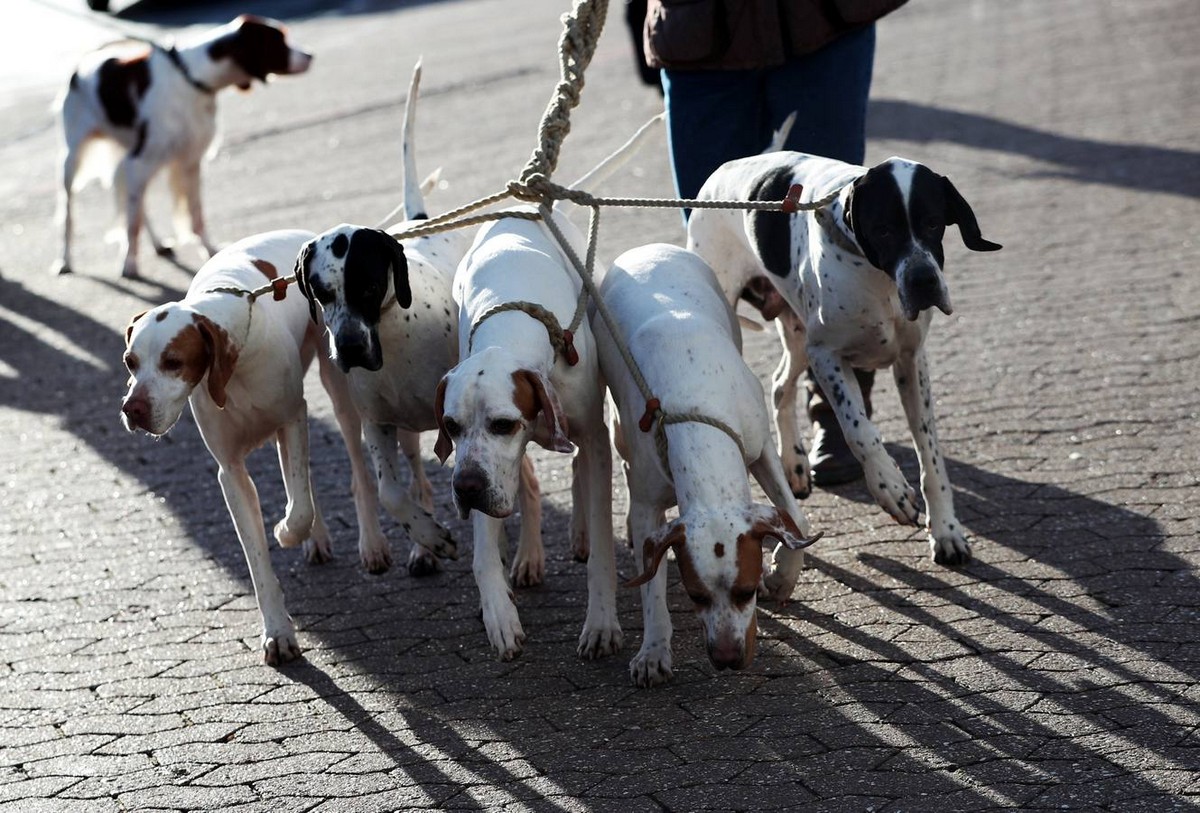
453, 469, 487, 507
708, 639, 748, 671
335, 335, 381, 372
121, 397, 150, 431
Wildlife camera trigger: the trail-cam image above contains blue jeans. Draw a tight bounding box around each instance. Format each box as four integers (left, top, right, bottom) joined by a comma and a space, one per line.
662, 25, 876, 205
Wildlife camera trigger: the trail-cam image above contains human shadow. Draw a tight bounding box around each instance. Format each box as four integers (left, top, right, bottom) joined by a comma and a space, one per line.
869, 98, 1200, 200
112, 0, 456, 26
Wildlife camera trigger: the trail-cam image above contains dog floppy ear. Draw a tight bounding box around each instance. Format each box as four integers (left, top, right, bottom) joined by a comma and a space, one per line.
292, 240, 320, 324
941, 175, 1002, 253
193, 314, 239, 409
625, 521, 688, 588
514, 369, 574, 453
745, 504, 822, 550
433, 375, 453, 464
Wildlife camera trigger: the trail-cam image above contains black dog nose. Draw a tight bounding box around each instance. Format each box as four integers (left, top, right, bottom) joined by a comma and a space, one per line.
453, 469, 487, 504
335, 335, 381, 372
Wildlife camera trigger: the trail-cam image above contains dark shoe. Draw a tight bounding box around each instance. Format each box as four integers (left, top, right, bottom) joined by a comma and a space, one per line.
809, 414, 863, 486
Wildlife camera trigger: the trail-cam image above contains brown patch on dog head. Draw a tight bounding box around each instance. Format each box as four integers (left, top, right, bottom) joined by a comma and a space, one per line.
511, 370, 539, 422
125, 310, 150, 347
734, 532, 765, 600
250, 258, 278, 280
160, 321, 211, 389
511, 369, 573, 453
672, 544, 713, 609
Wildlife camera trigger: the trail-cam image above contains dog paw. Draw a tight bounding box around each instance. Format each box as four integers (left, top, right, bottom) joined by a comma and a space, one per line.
864, 456, 920, 526
930, 523, 971, 566
784, 447, 813, 500
577, 618, 623, 660
303, 534, 333, 565
120, 261, 140, 280
413, 515, 458, 561
153, 239, 176, 258
273, 515, 311, 549
359, 532, 392, 575
629, 641, 673, 688
261, 622, 302, 666
406, 545, 441, 577
511, 553, 545, 588
760, 550, 804, 604
481, 593, 525, 661
50, 260, 72, 276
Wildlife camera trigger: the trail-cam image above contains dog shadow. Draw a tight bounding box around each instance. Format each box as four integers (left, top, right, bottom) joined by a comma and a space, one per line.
112, 0, 456, 26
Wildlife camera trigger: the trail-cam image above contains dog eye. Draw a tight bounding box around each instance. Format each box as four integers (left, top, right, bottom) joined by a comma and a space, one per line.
443, 418, 462, 437
489, 418, 519, 435
731, 587, 757, 606
688, 591, 713, 609
161, 357, 183, 373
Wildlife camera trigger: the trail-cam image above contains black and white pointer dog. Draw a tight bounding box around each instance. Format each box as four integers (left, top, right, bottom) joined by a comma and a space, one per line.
54, 16, 312, 279
688, 152, 1001, 565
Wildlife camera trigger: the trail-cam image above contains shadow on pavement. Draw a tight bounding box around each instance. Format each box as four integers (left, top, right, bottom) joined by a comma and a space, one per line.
870, 98, 1200, 199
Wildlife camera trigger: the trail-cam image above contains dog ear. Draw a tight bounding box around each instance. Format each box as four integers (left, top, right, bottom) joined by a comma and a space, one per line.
625, 521, 688, 588
348, 229, 412, 309
516, 369, 574, 453
380, 230, 411, 309
941, 175, 1002, 253
194, 314, 238, 409
292, 240, 320, 324
433, 375, 453, 464
124, 310, 149, 347
744, 504, 822, 551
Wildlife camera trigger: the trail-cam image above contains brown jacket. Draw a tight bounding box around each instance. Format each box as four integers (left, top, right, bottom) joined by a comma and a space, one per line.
644, 0, 908, 70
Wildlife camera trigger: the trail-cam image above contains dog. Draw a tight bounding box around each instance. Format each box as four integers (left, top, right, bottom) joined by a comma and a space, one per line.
55, 16, 312, 279
294, 62, 467, 577
688, 151, 1001, 565
120, 230, 361, 665
433, 208, 619, 663
593, 243, 819, 687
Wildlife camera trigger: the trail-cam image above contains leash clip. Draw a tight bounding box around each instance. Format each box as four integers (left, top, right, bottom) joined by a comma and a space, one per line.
781, 184, 805, 214
271, 277, 290, 301
561, 329, 580, 366
638, 398, 661, 433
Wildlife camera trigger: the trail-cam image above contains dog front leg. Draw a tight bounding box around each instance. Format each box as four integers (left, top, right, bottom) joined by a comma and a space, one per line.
53, 145, 78, 275
575, 428, 622, 660
272, 402, 317, 551
772, 310, 812, 498
317, 358, 391, 572
894, 350, 970, 565
216, 462, 300, 665
807, 348, 919, 525
366, 421, 455, 573
627, 497, 672, 687
473, 511, 525, 661
750, 447, 815, 603
511, 456, 544, 587
171, 159, 217, 258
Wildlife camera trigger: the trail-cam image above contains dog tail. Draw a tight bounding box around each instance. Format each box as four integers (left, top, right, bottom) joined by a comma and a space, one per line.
763, 111, 796, 154
557, 111, 664, 214
374, 58, 429, 229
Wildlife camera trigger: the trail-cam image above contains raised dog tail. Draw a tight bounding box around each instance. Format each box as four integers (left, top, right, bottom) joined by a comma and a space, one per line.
557, 111, 665, 214
374, 58, 432, 229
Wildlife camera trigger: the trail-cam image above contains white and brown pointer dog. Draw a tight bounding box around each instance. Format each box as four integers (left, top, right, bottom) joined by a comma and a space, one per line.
121, 230, 364, 665
55, 16, 312, 279
688, 152, 1001, 565
595, 243, 820, 687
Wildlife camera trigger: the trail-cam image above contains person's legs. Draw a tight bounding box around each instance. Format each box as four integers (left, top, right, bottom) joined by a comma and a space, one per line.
765, 25, 878, 485
661, 67, 769, 204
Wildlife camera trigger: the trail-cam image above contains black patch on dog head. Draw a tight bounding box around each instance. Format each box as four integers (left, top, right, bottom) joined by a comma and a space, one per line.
209, 16, 292, 82
847, 163, 908, 275
330, 232, 349, 259
96, 51, 152, 129
746, 164, 795, 278
345, 229, 410, 326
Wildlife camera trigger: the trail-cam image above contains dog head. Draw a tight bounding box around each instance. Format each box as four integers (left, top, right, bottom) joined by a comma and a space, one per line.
120, 305, 239, 436
433, 347, 573, 518
845, 158, 1002, 321
294, 225, 411, 373
208, 15, 313, 89
626, 505, 816, 672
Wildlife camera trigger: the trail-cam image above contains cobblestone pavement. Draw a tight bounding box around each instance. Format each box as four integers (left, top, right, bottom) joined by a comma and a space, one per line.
1, 0, 1198, 810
